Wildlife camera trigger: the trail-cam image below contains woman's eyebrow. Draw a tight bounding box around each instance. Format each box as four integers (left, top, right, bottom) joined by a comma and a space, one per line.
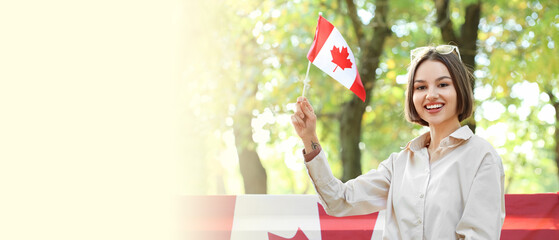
436, 76, 452, 81
414, 76, 452, 83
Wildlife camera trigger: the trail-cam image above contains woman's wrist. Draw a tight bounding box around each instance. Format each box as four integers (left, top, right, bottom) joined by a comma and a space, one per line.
302, 135, 320, 154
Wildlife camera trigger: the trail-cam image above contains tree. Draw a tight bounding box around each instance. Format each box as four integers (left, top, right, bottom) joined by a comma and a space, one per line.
232, 40, 268, 194
434, 0, 481, 131
227, 2, 271, 194
338, 0, 392, 182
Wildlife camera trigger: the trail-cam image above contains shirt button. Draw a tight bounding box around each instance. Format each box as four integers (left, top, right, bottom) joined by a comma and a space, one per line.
419, 193, 424, 198
425, 169, 430, 173
417, 219, 422, 225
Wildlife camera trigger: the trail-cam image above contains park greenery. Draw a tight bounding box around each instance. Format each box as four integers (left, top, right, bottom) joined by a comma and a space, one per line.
184, 0, 559, 195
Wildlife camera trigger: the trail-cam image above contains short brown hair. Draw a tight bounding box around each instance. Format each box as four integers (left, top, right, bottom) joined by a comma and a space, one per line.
404, 49, 474, 126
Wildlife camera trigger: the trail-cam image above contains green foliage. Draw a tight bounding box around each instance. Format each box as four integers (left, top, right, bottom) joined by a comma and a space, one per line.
474, 0, 559, 192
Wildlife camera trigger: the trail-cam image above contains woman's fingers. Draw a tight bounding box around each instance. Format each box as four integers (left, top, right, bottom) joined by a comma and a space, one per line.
291, 113, 306, 129
295, 101, 305, 119
304, 98, 314, 113
290, 115, 300, 128
301, 99, 314, 117
292, 97, 312, 130
298, 98, 315, 124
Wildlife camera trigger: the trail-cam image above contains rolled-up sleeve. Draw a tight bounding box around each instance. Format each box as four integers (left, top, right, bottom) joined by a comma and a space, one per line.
455, 152, 506, 239
305, 150, 393, 217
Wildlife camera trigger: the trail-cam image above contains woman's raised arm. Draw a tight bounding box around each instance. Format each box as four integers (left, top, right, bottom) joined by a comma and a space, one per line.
291, 97, 320, 154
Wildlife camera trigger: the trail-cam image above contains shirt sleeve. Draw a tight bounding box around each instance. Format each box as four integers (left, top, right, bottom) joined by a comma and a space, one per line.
455, 151, 506, 239
302, 146, 322, 162
304, 149, 393, 217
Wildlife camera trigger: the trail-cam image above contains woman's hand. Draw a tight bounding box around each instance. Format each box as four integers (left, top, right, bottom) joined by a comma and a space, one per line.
291, 97, 320, 153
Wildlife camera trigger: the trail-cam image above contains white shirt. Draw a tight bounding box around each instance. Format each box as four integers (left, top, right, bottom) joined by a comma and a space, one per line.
305, 126, 505, 239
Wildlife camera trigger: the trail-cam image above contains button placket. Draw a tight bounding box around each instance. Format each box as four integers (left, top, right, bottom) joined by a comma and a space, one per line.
416, 149, 429, 232
420, 150, 430, 233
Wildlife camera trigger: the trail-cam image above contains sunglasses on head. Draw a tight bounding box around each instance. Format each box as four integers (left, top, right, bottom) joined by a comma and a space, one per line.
410, 45, 461, 63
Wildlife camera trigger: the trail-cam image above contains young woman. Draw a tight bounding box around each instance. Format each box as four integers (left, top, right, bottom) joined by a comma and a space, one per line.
291, 45, 505, 239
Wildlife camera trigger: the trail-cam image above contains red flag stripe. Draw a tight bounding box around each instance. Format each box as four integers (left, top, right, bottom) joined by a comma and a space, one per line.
307, 16, 334, 63
501, 193, 559, 240
500, 230, 559, 239
318, 203, 379, 240
349, 69, 366, 102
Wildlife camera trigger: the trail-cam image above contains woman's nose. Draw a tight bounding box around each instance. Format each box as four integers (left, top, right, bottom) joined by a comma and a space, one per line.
426, 88, 439, 100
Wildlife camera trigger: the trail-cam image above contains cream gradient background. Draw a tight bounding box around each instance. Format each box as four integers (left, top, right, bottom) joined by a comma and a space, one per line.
0, 0, 196, 239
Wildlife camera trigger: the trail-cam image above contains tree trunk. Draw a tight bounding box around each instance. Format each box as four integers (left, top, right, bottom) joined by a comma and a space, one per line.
435, 0, 480, 132
231, 41, 267, 194
555, 109, 559, 181
340, 0, 390, 182
549, 92, 559, 179
340, 98, 365, 182
233, 111, 267, 194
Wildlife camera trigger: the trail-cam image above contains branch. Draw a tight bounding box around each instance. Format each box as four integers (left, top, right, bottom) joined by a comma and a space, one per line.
344, 0, 365, 40
460, 1, 481, 67
461, 1, 481, 40
434, 0, 458, 44
546, 90, 559, 120
360, 0, 391, 104
547, 90, 558, 104
367, 0, 390, 28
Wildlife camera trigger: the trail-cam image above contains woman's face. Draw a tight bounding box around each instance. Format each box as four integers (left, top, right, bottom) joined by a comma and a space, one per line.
412, 60, 459, 127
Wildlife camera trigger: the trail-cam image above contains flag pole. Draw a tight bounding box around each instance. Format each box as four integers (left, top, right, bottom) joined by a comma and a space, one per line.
302, 12, 322, 98
301, 61, 311, 98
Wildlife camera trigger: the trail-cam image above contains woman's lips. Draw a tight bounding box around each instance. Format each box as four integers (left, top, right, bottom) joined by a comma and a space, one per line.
425, 103, 444, 113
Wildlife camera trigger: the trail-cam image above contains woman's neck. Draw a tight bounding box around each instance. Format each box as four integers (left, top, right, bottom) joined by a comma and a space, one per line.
428, 120, 462, 150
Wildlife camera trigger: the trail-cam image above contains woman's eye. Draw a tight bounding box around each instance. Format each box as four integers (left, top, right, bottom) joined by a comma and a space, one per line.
439, 83, 449, 87
415, 86, 426, 90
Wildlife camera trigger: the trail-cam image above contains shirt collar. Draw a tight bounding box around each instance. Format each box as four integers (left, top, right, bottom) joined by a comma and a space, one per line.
404, 125, 473, 152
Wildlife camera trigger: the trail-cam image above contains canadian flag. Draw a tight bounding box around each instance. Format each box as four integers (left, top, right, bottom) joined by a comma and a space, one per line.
307, 15, 366, 102
182, 193, 559, 240
184, 195, 384, 240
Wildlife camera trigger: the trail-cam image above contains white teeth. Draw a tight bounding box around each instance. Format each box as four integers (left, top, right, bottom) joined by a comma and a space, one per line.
426, 104, 443, 109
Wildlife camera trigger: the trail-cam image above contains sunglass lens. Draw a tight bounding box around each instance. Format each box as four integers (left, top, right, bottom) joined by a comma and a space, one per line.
436, 45, 454, 54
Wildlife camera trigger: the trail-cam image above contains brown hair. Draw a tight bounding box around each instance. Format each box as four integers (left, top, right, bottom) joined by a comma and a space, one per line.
404, 49, 474, 126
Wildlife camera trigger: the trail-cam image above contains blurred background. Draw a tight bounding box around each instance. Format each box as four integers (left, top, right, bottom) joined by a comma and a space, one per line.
184, 0, 559, 195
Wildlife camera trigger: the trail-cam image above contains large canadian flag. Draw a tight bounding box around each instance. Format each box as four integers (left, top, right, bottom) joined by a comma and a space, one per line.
183, 193, 559, 240
307, 15, 366, 102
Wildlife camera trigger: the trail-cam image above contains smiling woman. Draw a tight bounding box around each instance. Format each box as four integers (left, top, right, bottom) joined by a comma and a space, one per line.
406, 46, 474, 128
291, 45, 506, 239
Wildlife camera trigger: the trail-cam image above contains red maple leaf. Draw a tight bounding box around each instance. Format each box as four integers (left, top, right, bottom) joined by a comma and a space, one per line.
268, 227, 309, 240
330, 45, 353, 72
266, 203, 379, 240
